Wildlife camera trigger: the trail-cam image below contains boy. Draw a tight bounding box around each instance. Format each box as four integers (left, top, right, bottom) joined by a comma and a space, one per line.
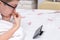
0, 0, 24, 40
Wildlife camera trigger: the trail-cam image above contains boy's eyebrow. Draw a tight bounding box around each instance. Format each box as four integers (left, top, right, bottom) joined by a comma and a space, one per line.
0, 0, 16, 9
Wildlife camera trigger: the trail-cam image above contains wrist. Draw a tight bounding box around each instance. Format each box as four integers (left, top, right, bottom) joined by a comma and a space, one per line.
13, 23, 20, 28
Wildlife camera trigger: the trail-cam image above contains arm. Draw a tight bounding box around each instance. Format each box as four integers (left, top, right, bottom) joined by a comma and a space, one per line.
0, 11, 21, 40
0, 24, 19, 40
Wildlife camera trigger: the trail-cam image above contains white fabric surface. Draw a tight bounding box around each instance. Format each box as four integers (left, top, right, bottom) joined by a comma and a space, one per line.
0, 9, 60, 40
0, 20, 24, 40
16, 9, 60, 40
16, 1, 36, 9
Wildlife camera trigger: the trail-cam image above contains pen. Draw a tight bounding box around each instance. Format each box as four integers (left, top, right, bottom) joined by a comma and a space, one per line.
33, 25, 44, 39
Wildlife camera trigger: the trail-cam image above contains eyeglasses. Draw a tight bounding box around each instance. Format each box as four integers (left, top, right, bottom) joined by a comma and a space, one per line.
0, 0, 17, 9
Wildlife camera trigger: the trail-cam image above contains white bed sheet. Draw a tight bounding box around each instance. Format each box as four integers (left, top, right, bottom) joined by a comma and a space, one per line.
16, 9, 60, 40
0, 9, 60, 40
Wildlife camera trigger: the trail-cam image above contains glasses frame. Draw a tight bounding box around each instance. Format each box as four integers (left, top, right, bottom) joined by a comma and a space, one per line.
0, 0, 17, 9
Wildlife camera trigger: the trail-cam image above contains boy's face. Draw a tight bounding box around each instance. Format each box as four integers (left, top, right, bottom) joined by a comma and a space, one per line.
0, 0, 18, 17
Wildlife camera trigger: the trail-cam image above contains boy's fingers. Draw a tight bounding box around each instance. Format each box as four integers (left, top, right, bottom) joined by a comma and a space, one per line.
13, 12, 16, 19
13, 11, 21, 19
13, 15, 16, 21
13, 11, 19, 17
15, 12, 21, 19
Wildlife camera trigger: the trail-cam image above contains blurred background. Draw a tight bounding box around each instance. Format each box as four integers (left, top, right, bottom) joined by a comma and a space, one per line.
17, 0, 38, 9
15, 0, 60, 10
1, 0, 60, 10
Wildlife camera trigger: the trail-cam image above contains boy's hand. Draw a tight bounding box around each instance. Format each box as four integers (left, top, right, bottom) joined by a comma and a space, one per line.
13, 11, 21, 28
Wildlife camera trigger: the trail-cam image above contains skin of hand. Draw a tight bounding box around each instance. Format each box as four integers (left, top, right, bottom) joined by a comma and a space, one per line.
13, 11, 21, 28
0, 11, 21, 40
